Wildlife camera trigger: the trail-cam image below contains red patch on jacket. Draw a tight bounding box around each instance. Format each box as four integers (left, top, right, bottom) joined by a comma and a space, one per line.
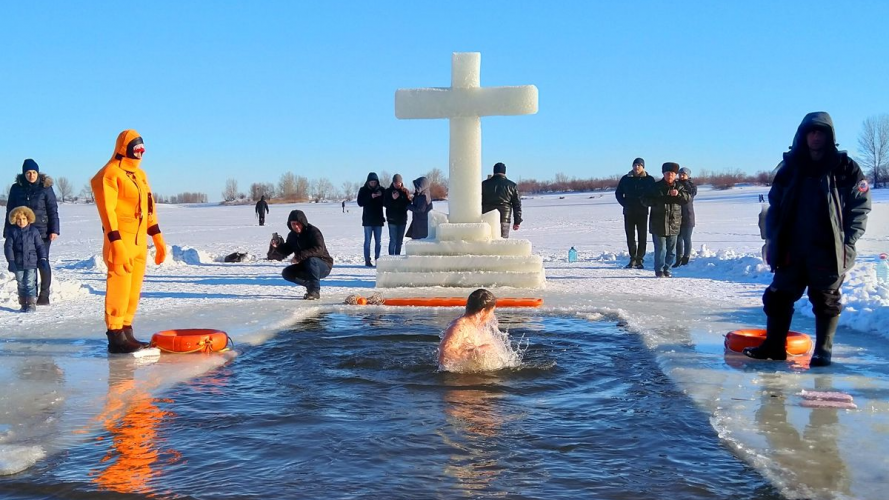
858, 180, 869, 193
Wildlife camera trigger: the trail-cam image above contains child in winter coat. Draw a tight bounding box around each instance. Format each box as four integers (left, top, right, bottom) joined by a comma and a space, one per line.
4, 206, 48, 312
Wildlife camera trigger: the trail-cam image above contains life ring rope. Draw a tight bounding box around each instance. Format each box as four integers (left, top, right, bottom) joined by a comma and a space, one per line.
150, 330, 234, 354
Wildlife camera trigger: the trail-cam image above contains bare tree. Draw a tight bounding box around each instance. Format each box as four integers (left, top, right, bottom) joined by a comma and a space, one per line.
425, 167, 449, 200
857, 114, 889, 188
341, 180, 357, 200
311, 178, 336, 202
250, 182, 275, 201
222, 178, 239, 202
79, 183, 95, 203
279, 172, 298, 199
294, 176, 310, 201
378, 170, 391, 189
56, 176, 74, 203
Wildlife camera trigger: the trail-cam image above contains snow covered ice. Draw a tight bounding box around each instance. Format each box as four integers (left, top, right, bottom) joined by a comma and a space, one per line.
1, 185, 888, 499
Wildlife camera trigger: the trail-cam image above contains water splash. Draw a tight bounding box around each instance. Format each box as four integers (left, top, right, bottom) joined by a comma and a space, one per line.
439, 317, 526, 373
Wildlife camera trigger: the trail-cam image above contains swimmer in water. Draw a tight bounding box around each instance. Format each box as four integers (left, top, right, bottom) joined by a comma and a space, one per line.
438, 289, 498, 370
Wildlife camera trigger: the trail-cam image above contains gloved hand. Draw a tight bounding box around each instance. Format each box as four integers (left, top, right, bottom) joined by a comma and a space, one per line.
152, 233, 167, 265
7, 262, 17, 273
108, 239, 133, 276
38, 259, 50, 271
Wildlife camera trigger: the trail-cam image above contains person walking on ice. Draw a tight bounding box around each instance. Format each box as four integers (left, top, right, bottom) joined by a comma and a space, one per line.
744, 112, 871, 366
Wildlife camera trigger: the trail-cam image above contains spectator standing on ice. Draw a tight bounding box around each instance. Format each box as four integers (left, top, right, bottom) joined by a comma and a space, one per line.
408, 176, 432, 239
674, 167, 697, 267
643, 162, 689, 278
4, 159, 59, 305
255, 195, 269, 226
4, 207, 47, 312
481, 162, 522, 238
383, 174, 411, 255
356, 172, 385, 267
744, 112, 871, 367
615, 158, 655, 269
271, 209, 334, 301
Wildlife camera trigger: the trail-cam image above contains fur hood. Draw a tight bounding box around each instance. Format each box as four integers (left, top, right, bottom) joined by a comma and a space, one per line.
15, 173, 53, 189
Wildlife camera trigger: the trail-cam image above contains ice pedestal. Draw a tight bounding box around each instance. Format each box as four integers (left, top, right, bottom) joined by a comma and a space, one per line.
376, 216, 545, 288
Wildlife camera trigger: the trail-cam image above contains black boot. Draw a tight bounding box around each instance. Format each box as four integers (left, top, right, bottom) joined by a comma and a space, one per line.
681, 256, 689, 266
743, 314, 791, 360
671, 260, 681, 268
810, 315, 839, 367
624, 259, 635, 269
37, 290, 50, 306
365, 260, 374, 268
122, 325, 150, 348
106, 329, 144, 354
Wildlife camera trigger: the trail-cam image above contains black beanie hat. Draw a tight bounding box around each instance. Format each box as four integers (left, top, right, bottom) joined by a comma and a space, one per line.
493, 162, 506, 174
22, 158, 39, 174
662, 162, 680, 174
633, 157, 645, 168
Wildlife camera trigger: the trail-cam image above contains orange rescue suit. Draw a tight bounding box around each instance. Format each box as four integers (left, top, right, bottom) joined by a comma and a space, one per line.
91, 130, 167, 330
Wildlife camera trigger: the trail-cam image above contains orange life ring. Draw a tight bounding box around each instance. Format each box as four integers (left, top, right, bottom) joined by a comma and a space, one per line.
724, 329, 812, 356
378, 297, 543, 308
150, 329, 232, 354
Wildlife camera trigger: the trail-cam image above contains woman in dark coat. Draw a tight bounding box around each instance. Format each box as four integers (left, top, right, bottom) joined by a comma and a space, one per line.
4, 159, 59, 305
408, 176, 433, 239
674, 167, 697, 267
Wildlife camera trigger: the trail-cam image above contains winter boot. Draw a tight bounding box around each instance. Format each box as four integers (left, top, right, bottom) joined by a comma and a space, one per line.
624, 259, 636, 269
37, 290, 50, 306
365, 260, 374, 268
810, 315, 839, 367
672, 259, 682, 268
18, 296, 27, 313
106, 329, 144, 354
633, 260, 644, 269
24, 298, 37, 313
303, 290, 320, 300
680, 256, 690, 266
122, 325, 150, 349
743, 313, 791, 361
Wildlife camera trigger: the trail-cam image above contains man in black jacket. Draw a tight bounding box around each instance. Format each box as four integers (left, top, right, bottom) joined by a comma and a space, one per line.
356, 172, 385, 266
255, 195, 269, 226
271, 210, 334, 300
744, 112, 871, 366
643, 162, 689, 278
481, 162, 522, 238
615, 158, 655, 269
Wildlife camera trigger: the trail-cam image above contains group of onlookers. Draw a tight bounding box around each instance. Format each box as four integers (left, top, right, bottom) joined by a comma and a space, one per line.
4, 159, 59, 312
615, 158, 696, 277
356, 173, 432, 267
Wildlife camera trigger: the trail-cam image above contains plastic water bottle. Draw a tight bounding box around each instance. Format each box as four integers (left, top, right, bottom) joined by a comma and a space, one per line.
877, 253, 889, 285
568, 246, 577, 263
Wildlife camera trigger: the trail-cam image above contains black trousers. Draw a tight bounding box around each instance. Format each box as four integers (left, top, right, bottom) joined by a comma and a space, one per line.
258, 213, 266, 226
39, 238, 52, 297
623, 210, 649, 261
763, 253, 844, 320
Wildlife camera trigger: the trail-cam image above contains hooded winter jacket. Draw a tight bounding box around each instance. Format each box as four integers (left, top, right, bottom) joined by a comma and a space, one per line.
91, 129, 161, 245
766, 112, 871, 274
255, 196, 269, 215
277, 210, 334, 268
5, 224, 47, 270
678, 179, 697, 227
644, 179, 690, 236
4, 170, 59, 240
481, 173, 522, 225
356, 173, 385, 226
383, 180, 411, 225
409, 177, 433, 239
615, 170, 655, 214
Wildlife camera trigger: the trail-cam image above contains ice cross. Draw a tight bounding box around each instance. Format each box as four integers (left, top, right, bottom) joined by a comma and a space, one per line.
395, 52, 538, 223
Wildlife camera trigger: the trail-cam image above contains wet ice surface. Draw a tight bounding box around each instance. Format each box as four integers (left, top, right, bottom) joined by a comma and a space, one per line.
1, 187, 888, 498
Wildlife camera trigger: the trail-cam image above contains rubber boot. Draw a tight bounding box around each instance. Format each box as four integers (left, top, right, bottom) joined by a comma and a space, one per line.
122, 325, 150, 349
810, 315, 839, 367
106, 329, 144, 354
743, 313, 791, 360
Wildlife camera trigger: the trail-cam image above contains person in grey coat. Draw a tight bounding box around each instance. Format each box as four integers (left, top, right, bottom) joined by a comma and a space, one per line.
744, 112, 871, 367
673, 167, 697, 267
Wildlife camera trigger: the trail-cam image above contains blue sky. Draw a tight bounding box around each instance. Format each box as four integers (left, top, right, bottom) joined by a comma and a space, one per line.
2, 1, 887, 201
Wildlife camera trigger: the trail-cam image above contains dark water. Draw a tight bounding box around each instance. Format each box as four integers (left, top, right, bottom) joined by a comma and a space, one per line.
1, 311, 783, 499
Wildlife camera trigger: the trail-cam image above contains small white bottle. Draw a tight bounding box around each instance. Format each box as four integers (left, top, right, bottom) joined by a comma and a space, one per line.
877, 253, 889, 285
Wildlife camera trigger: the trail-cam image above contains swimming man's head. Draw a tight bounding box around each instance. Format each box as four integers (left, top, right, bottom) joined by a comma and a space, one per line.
466, 289, 497, 316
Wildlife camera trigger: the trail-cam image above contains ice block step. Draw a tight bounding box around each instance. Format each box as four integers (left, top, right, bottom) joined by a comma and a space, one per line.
405, 239, 531, 256
376, 254, 542, 272
435, 223, 493, 242
376, 270, 545, 289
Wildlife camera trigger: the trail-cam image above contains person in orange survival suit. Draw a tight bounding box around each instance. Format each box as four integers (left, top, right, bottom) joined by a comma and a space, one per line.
91, 130, 167, 354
